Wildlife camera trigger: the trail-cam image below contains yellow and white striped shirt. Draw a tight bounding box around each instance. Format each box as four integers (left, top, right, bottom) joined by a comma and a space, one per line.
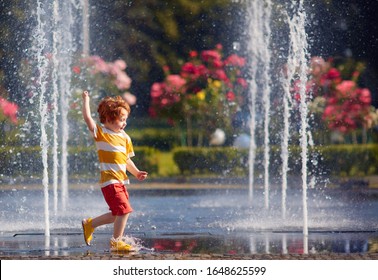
92, 124, 134, 187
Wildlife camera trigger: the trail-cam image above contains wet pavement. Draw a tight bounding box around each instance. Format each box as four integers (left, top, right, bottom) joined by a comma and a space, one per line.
1, 230, 378, 260
1, 181, 378, 260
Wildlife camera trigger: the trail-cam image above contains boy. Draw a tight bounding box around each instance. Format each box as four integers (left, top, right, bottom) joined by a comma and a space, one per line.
81, 90, 148, 252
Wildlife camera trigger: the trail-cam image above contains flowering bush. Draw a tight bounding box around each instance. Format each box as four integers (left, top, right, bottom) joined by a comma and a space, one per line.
292, 56, 376, 139
72, 55, 136, 105
64, 55, 135, 145
322, 80, 372, 133
149, 44, 248, 146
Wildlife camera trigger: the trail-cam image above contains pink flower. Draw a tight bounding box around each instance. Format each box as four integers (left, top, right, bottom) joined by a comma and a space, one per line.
212, 59, 223, 68
226, 91, 235, 101
349, 104, 362, 113
224, 54, 246, 67
323, 105, 335, 118
336, 80, 356, 97
327, 68, 341, 79
214, 69, 229, 83
72, 66, 81, 74
310, 56, 327, 76
320, 68, 342, 87
237, 78, 248, 88
358, 88, 371, 104
327, 96, 338, 105
113, 59, 127, 70
114, 71, 132, 90
344, 116, 355, 127
201, 50, 222, 63
165, 75, 186, 93
88, 55, 110, 73
0, 97, 18, 124
122, 92, 137, 105
151, 82, 164, 99
161, 98, 169, 106
181, 62, 198, 76
181, 63, 207, 81
189, 51, 198, 58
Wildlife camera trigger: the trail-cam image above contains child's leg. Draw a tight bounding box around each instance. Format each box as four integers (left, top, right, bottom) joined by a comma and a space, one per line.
113, 213, 129, 239
82, 212, 118, 246
91, 212, 116, 229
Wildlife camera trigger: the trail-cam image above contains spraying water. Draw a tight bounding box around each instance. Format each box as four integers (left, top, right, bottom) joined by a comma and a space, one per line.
246, 0, 272, 205
246, 1, 260, 201
52, 0, 60, 215
34, 0, 51, 237
247, 0, 310, 250
29, 0, 84, 235
280, 36, 294, 220
281, 3, 308, 220
261, 0, 272, 210
58, 0, 77, 210
292, 0, 310, 241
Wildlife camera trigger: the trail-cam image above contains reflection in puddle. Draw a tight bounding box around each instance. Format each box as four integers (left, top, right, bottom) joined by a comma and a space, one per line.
1, 231, 377, 256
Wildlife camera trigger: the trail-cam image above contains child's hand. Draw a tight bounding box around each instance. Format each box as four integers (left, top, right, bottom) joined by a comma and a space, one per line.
82, 90, 89, 99
136, 171, 148, 181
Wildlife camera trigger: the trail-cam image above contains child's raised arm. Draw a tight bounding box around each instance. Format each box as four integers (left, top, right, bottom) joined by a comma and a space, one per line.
82, 90, 96, 132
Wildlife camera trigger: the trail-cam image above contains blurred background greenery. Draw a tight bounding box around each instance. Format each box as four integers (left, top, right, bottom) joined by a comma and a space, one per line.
1, 0, 378, 182
1, 0, 377, 116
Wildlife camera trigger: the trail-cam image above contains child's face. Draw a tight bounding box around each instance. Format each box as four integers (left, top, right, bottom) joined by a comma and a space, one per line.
106, 108, 128, 132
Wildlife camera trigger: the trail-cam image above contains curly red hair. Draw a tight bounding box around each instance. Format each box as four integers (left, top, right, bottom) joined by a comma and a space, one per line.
97, 96, 131, 124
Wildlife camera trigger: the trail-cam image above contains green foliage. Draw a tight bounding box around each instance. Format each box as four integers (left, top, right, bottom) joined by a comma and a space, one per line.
0, 146, 42, 179
173, 147, 248, 176
128, 126, 210, 150
131, 146, 160, 175
1, 144, 378, 182
128, 128, 182, 151
67, 146, 98, 176
172, 145, 378, 177
319, 144, 378, 176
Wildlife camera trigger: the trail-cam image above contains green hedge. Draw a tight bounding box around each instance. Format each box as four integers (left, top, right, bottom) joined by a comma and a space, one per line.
1, 144, 378, 181
0, 146, 159, 180
0, 146, 43, 177
172, 145, 378, 177
320, 144, 378, 176
129, 128, 182, 151
128, 127, 209, 151
173, 147, 249, 176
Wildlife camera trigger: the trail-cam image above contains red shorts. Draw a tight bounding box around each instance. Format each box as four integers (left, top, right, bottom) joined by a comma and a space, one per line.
101, 183, 133, 216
